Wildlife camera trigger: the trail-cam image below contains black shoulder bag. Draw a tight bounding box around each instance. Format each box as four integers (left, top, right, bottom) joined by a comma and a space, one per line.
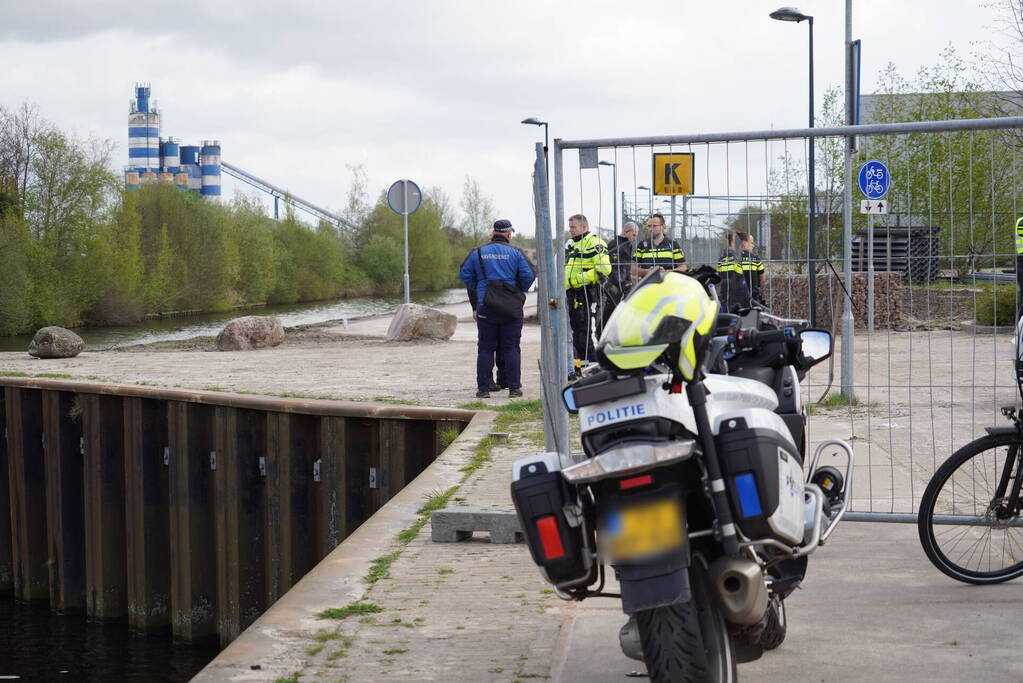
476, 247, 526, 318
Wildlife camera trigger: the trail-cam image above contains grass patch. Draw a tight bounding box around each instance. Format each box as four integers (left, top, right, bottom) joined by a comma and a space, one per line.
276, 390, 338, 400
438, 426, 461, 449
304, 644, 324, 657
436, 567, 454, 575
976, 284, 1016, 326
395, 486, 458, 545
326, 647, 349, 661
807, 392, 882, 415
809, 392, 860, 412
417, 487, 457, 516
458, 400, 489, 410
365, 551, 401, 583
274, 675, 301, 683
313, 628, 345, 643
373, 396, 420, 405
494, 399, 543, 432
383, 648, 408, 654
459, 435, 495, 478
315, 602, 384, 620
0, 371, 105, 381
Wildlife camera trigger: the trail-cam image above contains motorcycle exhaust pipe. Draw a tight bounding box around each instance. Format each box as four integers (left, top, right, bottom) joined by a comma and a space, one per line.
707, 556, 768, 625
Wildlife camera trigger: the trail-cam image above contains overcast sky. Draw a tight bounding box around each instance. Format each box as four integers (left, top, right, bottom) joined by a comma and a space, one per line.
0, 0, 1003, 236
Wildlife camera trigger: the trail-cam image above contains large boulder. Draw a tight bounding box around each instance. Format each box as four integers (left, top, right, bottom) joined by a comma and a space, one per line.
28, 326, 85, 359
215, 315, 285, 351
385, 304, 457, 341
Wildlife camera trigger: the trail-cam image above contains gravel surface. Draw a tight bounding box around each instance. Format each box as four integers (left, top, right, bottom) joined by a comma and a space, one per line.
0, 303, 543, 408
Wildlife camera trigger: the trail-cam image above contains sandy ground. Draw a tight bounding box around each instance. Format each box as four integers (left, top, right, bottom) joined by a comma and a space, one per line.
0, 303, 542, 408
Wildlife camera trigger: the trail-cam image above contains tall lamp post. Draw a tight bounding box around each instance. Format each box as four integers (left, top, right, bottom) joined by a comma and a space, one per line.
521, 117, 549, 180
770, 6, 816, 325
598, 160, 617, 238
637, 185, 652, 217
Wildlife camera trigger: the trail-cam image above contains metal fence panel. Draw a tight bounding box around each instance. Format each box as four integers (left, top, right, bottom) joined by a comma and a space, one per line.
543, 116, 1023, 519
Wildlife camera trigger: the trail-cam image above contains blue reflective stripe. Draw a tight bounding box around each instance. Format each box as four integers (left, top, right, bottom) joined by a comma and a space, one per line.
200, 165, 221, 175
128, 148, 159, 158
734, 473, 763, 517
128, 127, 159, 137
200, 186, 222, 195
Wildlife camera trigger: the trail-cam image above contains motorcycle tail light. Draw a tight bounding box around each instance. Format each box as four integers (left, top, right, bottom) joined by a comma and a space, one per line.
619, 474, 654, 490
562, 439, 696, 484
535, 515, 565, 560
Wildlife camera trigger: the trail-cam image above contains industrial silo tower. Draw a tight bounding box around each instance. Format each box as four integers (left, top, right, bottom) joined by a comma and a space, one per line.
124, 84, 220, 198
127, 84, 160, 174
200, 141, 222, 197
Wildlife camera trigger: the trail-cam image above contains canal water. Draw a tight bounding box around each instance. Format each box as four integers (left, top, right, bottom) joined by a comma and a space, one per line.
0, 289, 467, 352
0, 599, 219, 681
0, 289, 467, 680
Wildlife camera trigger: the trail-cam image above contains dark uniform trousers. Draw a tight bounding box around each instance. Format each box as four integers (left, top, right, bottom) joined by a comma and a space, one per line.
476, 309, 523, 392
568, 285, 599, 362
600, 235, 634, 331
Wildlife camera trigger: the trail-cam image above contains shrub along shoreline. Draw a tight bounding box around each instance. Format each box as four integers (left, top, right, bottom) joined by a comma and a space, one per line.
0, 169, 481, 337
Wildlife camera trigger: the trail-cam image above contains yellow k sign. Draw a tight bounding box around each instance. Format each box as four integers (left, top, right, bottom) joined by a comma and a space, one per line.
652, 153, 695, 196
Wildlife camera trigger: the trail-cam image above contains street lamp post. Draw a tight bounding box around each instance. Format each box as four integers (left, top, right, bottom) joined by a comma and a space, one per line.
598, 160, 617, 237
770, 6, 816, 325
637, 185, 652, 217
521, 117, 549, 180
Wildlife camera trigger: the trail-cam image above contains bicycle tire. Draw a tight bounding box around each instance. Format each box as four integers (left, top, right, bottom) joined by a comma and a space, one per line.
918, 432, 1023, 584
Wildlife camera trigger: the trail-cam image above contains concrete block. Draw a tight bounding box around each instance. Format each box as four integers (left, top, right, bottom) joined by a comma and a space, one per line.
431, 507, 523, 544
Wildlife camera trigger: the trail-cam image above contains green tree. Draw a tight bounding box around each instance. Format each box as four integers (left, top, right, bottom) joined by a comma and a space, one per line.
864, 47, 1019, 277
231, 196, 278, 303
359, 191, 461, 293
0, 211, 35, 334
459, 176, 497, 242
358, 233, 404, 291
87, 190, 146, 324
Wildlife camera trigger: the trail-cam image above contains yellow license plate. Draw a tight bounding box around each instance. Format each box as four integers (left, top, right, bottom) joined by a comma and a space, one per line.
604, 498, 685, 560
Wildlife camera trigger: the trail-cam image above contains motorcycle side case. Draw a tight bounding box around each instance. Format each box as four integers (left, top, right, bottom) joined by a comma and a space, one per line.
714, 413, 805, 545
510, 453, 594, 588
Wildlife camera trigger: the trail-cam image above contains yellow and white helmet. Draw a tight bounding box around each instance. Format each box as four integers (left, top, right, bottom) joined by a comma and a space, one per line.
597, 271, 719, 381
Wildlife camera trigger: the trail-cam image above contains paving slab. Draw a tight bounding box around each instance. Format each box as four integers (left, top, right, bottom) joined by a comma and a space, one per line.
552, 520, 1023, 682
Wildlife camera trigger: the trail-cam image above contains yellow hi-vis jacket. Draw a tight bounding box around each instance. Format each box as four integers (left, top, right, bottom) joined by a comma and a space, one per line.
1016, 216, 1023, 255
565, 232, 611, 289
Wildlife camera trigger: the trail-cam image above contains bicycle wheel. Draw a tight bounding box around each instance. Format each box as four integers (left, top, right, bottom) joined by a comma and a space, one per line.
918, 432, 1023, 584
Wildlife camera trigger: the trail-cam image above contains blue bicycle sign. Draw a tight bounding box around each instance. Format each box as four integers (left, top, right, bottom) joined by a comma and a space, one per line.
858, 160, 891, 200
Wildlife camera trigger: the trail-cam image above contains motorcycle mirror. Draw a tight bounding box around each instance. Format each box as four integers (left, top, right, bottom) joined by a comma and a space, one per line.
562, 386, 579, 413
799, 329, 833, 366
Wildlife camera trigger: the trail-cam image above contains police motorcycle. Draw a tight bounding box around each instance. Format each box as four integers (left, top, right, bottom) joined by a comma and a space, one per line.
511, 269, 854, 682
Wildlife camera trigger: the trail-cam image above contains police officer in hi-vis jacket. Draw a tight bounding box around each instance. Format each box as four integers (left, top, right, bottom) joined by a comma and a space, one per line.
565, 213, 611, 373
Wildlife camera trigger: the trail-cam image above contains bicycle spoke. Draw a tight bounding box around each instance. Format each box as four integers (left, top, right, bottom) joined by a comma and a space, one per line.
922, 434, 1023, 582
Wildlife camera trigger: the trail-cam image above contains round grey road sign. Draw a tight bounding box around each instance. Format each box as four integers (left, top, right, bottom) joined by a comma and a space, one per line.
387, 179, 423, 216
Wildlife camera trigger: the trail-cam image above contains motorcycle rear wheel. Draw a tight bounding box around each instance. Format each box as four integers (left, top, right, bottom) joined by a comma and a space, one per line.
636, 560, 736, 683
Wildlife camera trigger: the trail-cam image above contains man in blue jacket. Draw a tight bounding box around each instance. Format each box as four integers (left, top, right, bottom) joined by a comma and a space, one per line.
459, 219, 536, 399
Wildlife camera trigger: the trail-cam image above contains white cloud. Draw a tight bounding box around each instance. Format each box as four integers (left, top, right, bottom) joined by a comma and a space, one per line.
0, 0, 1001, 234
